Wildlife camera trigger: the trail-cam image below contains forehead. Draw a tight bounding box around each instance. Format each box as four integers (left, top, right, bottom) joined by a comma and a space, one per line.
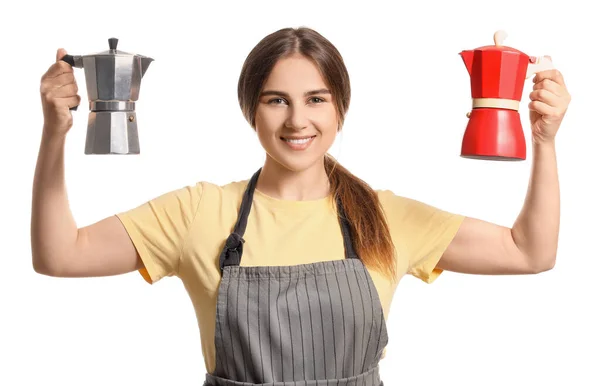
262, 54, 327, 91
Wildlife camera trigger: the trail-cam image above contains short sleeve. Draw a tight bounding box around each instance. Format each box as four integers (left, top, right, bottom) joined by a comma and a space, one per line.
378, 190, 465, 284
115, 182, 203, 284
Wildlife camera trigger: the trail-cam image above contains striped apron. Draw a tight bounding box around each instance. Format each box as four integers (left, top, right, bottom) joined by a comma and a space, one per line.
204, 168, 388, 386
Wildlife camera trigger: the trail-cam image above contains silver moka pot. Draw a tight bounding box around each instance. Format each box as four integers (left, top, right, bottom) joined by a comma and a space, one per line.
61, 38, 153, 154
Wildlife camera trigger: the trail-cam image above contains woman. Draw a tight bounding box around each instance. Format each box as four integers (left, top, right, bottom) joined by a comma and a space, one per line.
32, 27, 570, 385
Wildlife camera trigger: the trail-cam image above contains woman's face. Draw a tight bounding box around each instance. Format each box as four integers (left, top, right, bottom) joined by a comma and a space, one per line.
254, 53, 339, 173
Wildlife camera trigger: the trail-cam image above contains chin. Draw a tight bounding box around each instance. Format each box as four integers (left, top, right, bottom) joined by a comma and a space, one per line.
272, 153, 323, 173
268, 145, 326, 173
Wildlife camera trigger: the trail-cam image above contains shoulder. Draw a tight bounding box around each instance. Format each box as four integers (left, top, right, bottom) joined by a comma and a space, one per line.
375, 189, 432, 217
375, 189, 410, 208
374, 188, 465, 236
187, 178, 252, 223
197, 178, 249, 204
131, 178, 250, 217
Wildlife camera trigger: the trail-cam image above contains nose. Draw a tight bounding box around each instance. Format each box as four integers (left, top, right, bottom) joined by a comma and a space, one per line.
284, 104, 310, 131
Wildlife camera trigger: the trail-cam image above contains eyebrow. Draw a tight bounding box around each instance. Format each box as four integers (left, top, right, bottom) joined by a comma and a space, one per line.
259, 88, 331, 98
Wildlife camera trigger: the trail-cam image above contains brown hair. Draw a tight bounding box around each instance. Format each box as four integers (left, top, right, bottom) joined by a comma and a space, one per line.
237, 27, 397, 281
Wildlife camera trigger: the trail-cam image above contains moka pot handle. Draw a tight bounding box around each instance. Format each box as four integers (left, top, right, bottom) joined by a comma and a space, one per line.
526, 56, 554, 79
60, 54, 79, 111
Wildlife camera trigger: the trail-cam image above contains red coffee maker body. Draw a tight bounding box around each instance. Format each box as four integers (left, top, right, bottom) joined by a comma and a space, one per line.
459, 31, 552, 161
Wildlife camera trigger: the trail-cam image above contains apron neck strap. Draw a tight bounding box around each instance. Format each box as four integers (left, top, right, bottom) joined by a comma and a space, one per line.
219, 168, 359, 274
232, 168, 261, 237
336, 196, 359, 260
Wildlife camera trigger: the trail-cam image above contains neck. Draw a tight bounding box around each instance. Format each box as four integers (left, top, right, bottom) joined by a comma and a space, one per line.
256, 155, 331, 201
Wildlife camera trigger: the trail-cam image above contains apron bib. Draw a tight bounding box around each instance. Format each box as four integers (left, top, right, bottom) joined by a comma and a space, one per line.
204, 169, 388, 385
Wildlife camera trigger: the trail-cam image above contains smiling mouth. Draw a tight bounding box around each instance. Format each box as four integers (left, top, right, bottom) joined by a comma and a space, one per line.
280, 135, 316, 144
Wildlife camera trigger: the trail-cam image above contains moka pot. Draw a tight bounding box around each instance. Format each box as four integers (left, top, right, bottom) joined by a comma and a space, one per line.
459, 30, 553, 161
61, 37, 153, 155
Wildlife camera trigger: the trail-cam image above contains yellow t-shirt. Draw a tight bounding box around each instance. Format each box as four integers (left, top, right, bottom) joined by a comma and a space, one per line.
116, 178, 465, 373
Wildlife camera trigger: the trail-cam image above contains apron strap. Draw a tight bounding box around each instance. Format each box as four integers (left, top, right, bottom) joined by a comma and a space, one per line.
219, 168, 360, 274
219, 168, 260, 273
336, 196, 360, 260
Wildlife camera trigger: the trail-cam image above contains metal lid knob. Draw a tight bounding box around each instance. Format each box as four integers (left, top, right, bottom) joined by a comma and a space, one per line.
109, 38, 118, 50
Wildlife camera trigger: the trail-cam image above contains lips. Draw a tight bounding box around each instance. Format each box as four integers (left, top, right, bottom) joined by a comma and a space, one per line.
280, 135, 316, 150
280, 135, 316, 141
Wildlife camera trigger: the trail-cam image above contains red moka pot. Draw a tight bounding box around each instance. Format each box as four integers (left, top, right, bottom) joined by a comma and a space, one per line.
459, 31, 553, 161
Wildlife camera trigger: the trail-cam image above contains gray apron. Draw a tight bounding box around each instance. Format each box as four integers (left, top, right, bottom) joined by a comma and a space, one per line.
204, 169, 388, 385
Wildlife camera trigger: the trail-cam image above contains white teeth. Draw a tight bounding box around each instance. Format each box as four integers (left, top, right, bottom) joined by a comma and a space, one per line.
284, 137, 312, 144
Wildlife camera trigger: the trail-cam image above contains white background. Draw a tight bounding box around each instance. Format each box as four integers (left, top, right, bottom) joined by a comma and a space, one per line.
1, 0, 598, 385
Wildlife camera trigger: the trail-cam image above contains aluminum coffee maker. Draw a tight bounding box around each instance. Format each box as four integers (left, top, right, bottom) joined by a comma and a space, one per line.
61, 38, 153, 154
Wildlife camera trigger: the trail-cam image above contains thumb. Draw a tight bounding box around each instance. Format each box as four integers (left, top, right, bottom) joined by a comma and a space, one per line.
56, 48, 67, 62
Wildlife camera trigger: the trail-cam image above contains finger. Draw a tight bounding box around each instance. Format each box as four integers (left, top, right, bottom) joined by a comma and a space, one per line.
41, 61, 73, 81
533, 69, 566, 87
54, 95, 82, 110
533, 78, 564, 97
41, 72, 76, 93
66, 95, 82, 109
50, 83, 79, 98
528, 100, 558, 117
56, 48, 68, 62
529, 88, 561, 107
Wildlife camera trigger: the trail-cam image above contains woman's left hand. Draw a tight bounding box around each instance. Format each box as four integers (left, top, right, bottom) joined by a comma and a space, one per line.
528, 68, 571, 144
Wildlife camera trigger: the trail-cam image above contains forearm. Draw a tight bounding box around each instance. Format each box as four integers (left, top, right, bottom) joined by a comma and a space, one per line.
511, 139, 560, 271
31, 129, 78, 274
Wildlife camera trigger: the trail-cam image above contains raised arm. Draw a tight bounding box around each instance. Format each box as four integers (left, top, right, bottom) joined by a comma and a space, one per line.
437, 69, 570, 275
31, 49, 142, 278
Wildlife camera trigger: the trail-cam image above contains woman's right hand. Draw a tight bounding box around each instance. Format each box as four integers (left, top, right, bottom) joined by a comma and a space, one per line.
40, 48, 81, 137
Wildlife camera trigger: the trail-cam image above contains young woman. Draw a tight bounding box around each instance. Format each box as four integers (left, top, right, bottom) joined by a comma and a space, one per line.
32, 27, 570, 385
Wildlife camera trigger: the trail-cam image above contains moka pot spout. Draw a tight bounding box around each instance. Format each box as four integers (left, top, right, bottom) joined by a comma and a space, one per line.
460, 50, 474, 76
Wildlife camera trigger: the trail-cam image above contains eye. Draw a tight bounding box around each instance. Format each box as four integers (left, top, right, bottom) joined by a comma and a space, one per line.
268, 98, 287, 105
309, 97, 325, 104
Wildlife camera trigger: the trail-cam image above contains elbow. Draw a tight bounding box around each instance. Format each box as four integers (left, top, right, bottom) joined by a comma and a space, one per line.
529, 255, 556, 274
32, 253, 62, 277
32, 256, 53, 276
32, 258, 52, 276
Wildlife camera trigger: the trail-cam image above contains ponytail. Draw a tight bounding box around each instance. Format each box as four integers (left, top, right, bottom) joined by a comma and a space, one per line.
325, 154, 397, 281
